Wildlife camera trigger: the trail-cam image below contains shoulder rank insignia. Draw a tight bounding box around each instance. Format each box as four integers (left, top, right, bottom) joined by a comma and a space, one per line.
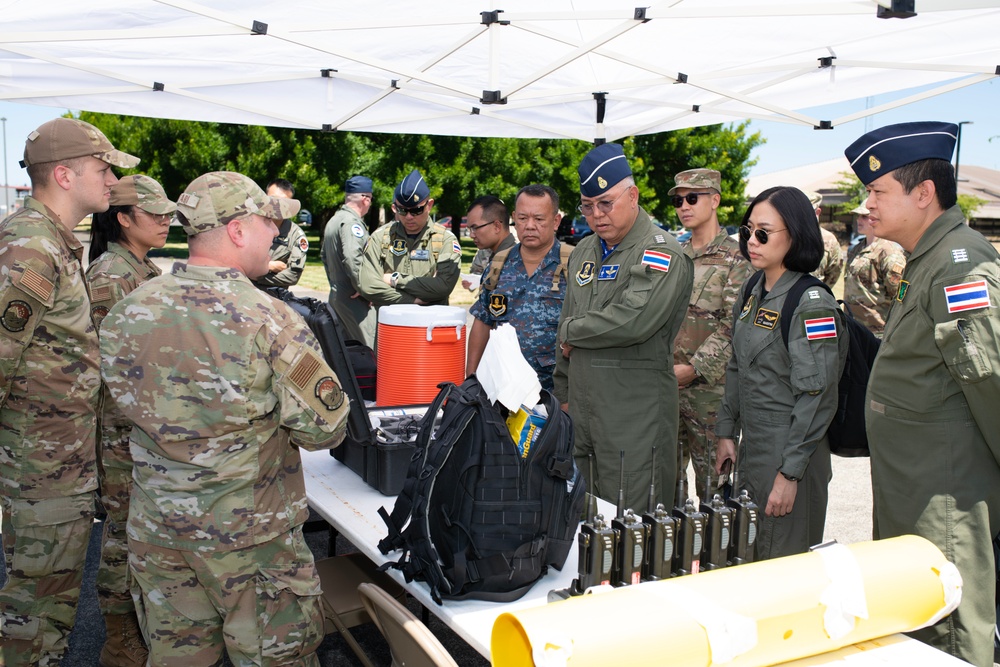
951, 248, 969, 264
576, 261, 595, 286
489, 294, 508, 317
754, 307, 778, 329
739, 295, 754, 320
598, 265, 619, 280
804, 316, 837, 340
944, 279, 991, 313
896, 280, 908, 302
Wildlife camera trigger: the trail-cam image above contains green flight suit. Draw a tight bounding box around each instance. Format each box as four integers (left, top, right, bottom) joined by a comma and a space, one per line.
358, 221, 461, 308
322, 205, 376, 347
553, 208, 693, 511
717, 270, 847, 560
865, 205, 1000, 667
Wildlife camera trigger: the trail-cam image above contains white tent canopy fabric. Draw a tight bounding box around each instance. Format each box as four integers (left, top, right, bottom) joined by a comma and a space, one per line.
1, 0, 998, 141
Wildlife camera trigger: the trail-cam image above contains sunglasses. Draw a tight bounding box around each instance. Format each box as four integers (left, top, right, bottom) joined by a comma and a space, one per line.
670, 192, 713, 208
395, 203, 426, 217
739, 225, 788, 244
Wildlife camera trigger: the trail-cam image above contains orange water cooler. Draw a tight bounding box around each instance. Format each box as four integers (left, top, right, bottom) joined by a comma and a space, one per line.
376, 304, 467, 405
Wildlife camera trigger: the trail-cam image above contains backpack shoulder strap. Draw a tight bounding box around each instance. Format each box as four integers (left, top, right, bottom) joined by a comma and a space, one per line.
740, 270, 764, 311
779, 274, 832, 346
481, 247, 514, 292
550, 241, 574, 293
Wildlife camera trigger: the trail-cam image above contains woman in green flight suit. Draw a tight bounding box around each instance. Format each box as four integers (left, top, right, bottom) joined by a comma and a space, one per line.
715, 186, 847, 560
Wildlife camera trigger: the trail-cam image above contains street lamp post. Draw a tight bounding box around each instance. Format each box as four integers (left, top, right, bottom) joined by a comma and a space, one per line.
1, 116, 8, 218
955, 120, 973, 182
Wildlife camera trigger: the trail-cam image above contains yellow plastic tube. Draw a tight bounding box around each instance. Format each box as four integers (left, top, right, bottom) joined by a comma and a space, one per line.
491, 536, 961, 667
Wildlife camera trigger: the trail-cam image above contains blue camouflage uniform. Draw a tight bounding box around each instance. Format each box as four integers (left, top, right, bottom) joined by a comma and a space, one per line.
470, 241, 566, 391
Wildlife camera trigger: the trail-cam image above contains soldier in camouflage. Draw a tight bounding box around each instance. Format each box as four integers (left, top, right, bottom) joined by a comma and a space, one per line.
843, 204, 906, 336
99, 172, 351, 666
670, 169, 753, 500
87, 174, 176, 667
252, 178, 309, 289
322, 175, 377, 346
806, 191, 845, 288
0, 118, 138, 666
358, 169, 461, 308
467, 185, 567, 392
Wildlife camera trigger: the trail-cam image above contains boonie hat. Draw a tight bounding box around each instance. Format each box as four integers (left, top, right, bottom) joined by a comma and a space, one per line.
668, 168, 721, 195
578, 143, 632, 197
346, 175, 373, 194
851, 204, 870, 216
110, 175, 176, 214
394, 169, 429, 205
845, 121, 958, 185
175, 171, 300, 236
20, 118, 139, 170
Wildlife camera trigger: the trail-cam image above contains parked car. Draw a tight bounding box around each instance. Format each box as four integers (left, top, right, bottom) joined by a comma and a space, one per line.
557, 217, 593, 245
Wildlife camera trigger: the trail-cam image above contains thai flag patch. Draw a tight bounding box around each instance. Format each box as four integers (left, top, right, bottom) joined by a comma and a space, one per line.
453, 240, 462, 254
804, 317, 837, 340
945, 279, 992, 313
641, 250, 671, 273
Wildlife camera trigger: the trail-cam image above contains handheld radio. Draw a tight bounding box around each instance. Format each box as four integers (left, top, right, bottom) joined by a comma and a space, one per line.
641, 447, 677, 581
611, 451, 645, 587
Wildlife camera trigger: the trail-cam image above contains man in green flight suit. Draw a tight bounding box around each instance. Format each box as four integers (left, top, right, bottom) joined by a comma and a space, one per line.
358, 169, 461, 309
322, 175, 377, 346
846, 121, 1000, 667
553, 143, 694, 511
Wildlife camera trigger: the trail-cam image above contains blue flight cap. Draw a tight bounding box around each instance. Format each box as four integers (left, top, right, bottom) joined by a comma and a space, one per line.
345, 175, 373, 194
578, 143, 632, 197
845, 121, 958, 185
394, 169, 430, 205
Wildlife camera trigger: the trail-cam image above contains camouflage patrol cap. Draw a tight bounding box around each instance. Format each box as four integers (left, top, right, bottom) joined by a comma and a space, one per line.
851, 204, 870, 216
668, 168, 721, 195
175, 171, 301, 235
20, 118, 140, 169
805, 191, 823, 207
110, 175, 177, 214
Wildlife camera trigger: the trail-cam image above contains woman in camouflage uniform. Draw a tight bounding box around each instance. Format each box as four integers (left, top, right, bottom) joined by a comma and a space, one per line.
86, 174, 176, 667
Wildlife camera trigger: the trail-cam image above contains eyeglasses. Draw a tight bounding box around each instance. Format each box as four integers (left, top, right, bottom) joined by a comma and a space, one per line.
395, 203, 426, 217
133, 209, 171, 225
739, 225, 788, 244
670, 192, 713, 208
577, 187, 630, 216
467, 220, 497, 234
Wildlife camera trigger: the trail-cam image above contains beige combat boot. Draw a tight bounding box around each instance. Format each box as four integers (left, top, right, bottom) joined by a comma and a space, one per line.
99, 612, 149, 667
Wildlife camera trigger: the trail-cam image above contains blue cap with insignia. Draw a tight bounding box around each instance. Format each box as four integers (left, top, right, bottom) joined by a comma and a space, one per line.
845, 121, 958, 185
345, 175, 373, 194
578, 143, 632, 197
394, 169, 430, 205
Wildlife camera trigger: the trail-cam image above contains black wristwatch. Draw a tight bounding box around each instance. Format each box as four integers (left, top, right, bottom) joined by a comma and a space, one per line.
780, 471, 800, 482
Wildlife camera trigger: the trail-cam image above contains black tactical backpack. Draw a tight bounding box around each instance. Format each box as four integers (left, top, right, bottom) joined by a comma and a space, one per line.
377, 376, 585, 603
740, 271, 880, 457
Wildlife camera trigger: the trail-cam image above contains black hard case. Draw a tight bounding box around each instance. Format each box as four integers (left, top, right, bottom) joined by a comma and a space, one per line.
272, 289, 420, 496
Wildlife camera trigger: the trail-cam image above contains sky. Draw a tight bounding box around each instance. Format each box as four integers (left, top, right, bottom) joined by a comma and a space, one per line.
1, 78, 997, 188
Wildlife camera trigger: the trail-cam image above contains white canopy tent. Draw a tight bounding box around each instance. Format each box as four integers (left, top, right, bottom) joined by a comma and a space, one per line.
1, 0, 998, 142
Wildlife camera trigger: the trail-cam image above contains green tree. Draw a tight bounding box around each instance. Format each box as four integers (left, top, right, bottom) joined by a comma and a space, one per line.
957, 194, 987, 221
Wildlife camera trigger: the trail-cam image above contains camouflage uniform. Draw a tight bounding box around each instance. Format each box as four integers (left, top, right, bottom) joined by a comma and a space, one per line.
100, 172, 349, 666
674, 229, 752, 498
253, 218, 308, 288
470, 241, 567, 391
811, 227, 844, 288
86, 242, 160, 619
358, 220, 461, 307
322, 205, 376, 346
844, 237, 905, 336
0, 196, 99, 665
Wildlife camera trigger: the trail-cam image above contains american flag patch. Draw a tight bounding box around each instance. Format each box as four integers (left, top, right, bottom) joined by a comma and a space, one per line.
804, 317, 837, 340
641, 250, 671, 273
944, 280, 991, 313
